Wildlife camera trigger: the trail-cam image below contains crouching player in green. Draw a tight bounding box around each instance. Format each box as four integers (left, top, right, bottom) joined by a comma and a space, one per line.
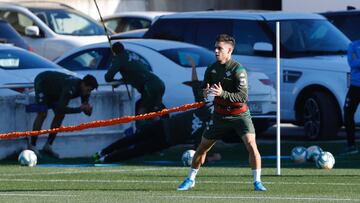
177, 34, 267, 191
29, 71, 98, 158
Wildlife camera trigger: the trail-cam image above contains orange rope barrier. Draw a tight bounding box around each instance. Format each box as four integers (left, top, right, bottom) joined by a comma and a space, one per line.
0, 102, 206, 139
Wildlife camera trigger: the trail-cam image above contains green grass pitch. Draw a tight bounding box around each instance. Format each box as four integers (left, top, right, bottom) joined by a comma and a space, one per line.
0, 141, 359, 202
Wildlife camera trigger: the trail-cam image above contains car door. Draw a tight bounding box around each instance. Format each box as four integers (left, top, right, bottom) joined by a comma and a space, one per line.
0, 10, 46, 55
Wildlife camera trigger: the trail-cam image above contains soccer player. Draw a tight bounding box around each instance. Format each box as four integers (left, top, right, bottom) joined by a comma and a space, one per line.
105, 42, 165, 120
29, 71, 98, 158
177, 34, 267, 191
342, 40, 360, 155
93, 56, 224, 163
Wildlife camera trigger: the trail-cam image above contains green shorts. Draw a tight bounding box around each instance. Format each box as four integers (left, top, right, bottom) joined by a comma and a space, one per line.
203, 110, 255, 140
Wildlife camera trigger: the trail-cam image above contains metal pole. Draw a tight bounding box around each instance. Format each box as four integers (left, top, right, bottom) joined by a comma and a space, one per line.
93, 0, 113, 53
276, 21, 281, 175
93, 0, 131, 100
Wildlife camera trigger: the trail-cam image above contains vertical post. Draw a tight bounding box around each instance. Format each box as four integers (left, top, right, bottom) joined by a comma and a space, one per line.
276, 21, 281, 175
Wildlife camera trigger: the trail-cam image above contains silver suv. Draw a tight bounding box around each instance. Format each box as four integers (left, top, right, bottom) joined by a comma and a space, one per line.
0, 2, 107, 60
145, 11, 352, 140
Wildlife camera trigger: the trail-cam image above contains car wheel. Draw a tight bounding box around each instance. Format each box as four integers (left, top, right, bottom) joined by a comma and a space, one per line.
302, 92, 340, 140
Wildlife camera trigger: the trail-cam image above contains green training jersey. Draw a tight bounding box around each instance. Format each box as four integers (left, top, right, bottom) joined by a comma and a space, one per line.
203, 59, 248, 103
35, 71, 87, 114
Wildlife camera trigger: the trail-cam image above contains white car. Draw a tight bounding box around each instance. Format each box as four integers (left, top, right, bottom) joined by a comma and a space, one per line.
0, 2, 107, 60
0, 45, 77, 95
144, 11, 352, 140
103, 11, 173, 33
55, 39, 276, 133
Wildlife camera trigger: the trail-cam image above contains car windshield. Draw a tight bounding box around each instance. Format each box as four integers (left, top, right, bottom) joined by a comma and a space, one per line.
268, 20, 350, 57
30, 8, 105, 36
159, 47, 215, 67
0, 48, 61, 69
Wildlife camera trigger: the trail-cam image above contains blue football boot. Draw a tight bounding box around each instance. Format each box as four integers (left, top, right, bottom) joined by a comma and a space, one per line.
254, 181, 267, 191
177, 178, 195, 191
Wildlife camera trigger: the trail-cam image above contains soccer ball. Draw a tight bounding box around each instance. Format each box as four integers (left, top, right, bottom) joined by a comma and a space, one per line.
306, 145, 323, 162
290, 146, 307, 164
18, 150, 37, 167
181, 150, 196, 166
316, 151, 335, 169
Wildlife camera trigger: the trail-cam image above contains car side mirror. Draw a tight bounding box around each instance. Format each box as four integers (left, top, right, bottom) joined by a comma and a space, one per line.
253, 42, 274, 56
253, 42, 273, 52
25, 26, 40, 37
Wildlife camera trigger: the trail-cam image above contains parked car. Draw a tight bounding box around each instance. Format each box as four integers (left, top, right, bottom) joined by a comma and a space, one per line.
144, 11, 352, 139
0, 19, 32, 51
320, 9, 360, 41
111, 28, 148, 40
54, 39, 276, 134
0, 68, 31, 96
0, 2, 107, 60
103, 11, 173, 33
0, 44, 77, 94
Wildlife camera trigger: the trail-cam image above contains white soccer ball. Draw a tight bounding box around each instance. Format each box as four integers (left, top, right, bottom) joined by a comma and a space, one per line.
306, 145, 323, 162
181, 150, 196, 166
18, 150, 37, 167
290, 146, 307, 164
316, 151, 335, 169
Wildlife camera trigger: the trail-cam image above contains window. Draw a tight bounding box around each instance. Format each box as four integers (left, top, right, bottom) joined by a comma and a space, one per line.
0, 11, 35, 35
159, 47, 214, 68
268, 20, 349, 57
58, 48, 111, 71
326, 14, 360, 41
0, 21, 30, 50
0, 49, 61, 69
233, 20, 272, 56
105, 17, 151, 33
30, 8, 105, 36
145, 19, 187, 41
195, 19, 233, 50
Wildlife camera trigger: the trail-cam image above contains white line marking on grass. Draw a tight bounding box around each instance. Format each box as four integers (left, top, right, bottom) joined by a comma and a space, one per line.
0, 193, 77, 197
0, 167, 170, 177
1, 178, 360, 186
160, 195, 359, 202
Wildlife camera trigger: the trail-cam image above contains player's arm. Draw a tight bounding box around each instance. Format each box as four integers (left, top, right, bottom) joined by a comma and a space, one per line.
219, 68, 248, 103
201, 68, 212, 98
187, 56, 205, 102
104, 58, 121, 82
55, 90, 82, 114
80, 95, 92, 116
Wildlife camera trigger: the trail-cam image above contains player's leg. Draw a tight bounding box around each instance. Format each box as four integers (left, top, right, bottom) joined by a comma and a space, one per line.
103, 136, 169, 162
42, 113, 64, 158
29, 112, 47, 156
30, 80, 48, 154
342, 86, 360, 155
237, 114, 266, 191
192, 137, 217, 168
178, 137, 217, 191
95, 120, 166, 162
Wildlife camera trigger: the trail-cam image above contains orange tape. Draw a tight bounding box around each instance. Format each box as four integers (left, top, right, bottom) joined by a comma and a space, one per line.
0, 102, 206, 139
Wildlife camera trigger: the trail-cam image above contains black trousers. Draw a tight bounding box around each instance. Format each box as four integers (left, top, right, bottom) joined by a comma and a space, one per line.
102, 121, 169, 162
344, 85, 360, 146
